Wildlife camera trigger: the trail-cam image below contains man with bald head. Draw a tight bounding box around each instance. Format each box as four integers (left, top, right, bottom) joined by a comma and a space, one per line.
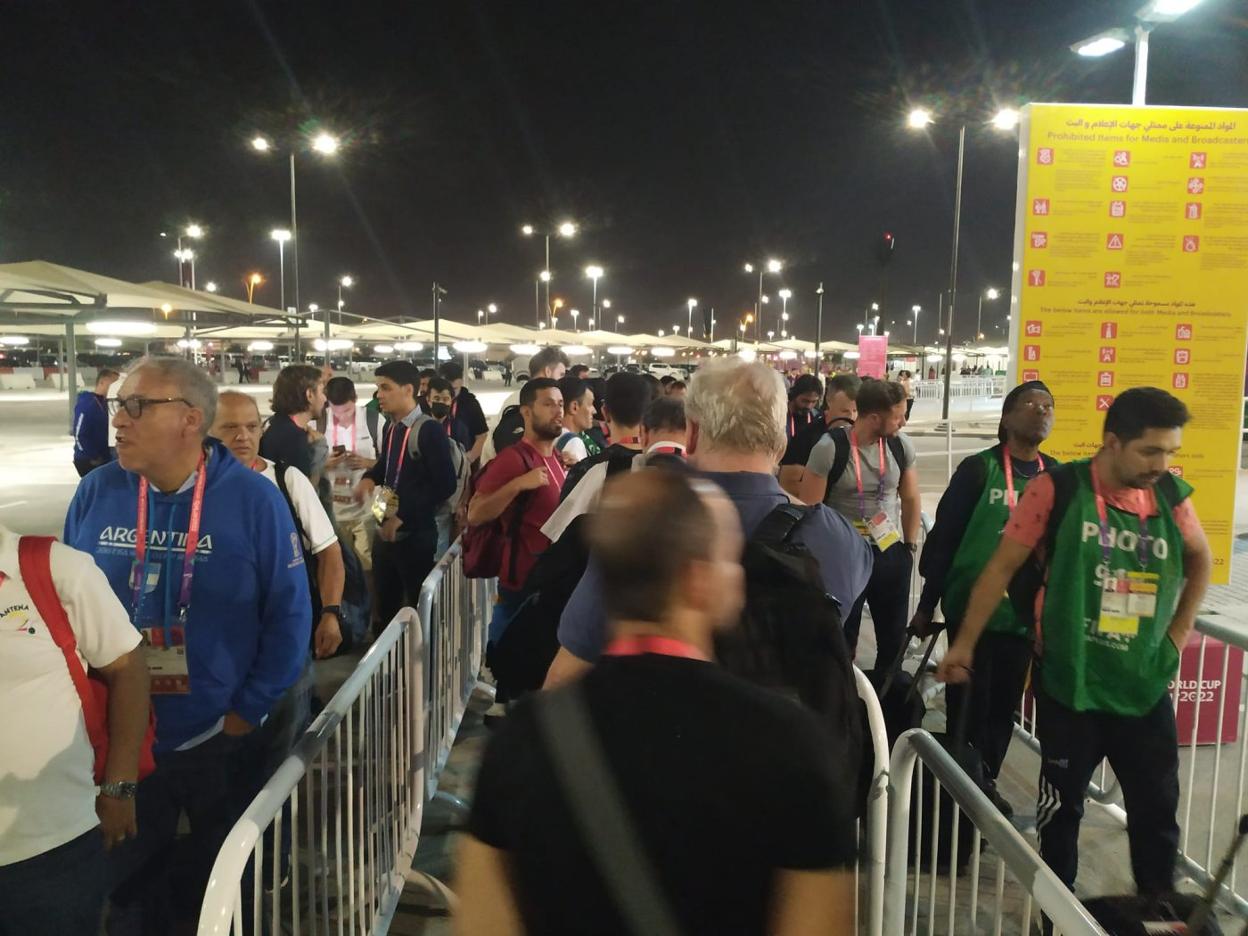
64, 357, 310, 932
456, 470, 856, 936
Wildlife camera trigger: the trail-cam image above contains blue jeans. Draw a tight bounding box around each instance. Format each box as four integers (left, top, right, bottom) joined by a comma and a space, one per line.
0, 828, 106, 935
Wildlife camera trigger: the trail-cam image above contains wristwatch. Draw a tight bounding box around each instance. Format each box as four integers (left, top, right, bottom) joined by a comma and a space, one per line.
99, 781, 138, 800
321, 605, 342, 621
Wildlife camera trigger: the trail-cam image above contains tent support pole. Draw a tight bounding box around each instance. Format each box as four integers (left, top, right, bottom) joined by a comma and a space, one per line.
65, 323, 78, 433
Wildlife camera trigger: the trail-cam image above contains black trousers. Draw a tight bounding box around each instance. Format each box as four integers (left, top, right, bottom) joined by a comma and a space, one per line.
843, 542, 912, 670
1034, 683, 1180, 894
945, 630, 1033, 783
372, 525, 438, 630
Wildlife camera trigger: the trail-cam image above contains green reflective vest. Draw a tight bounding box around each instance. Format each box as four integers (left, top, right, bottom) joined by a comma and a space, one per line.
1037, 459, 1189, 716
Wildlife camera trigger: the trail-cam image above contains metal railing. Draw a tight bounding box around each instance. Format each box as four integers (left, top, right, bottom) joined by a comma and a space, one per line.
198, 609, 427, 935
884, 728, 1106, 936
913, 377, 1006, 400
416, 542, 495, 806
1013, 614, 1248, 919
856, 667, 890, 936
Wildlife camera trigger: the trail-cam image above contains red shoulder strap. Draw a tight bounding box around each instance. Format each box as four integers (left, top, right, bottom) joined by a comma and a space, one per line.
18, 536, 107, 748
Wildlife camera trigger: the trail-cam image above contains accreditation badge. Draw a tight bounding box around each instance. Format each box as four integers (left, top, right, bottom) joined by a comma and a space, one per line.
866, 510, 901, 552
1097, 576, 1140, 637
142, 626, 191, 694
371, 485, 400, 524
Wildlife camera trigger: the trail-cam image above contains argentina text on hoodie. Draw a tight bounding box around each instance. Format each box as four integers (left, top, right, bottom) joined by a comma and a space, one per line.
63, 439, 312, 751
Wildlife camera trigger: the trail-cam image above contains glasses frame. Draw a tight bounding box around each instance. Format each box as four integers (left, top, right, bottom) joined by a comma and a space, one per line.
109, 396, 193, 419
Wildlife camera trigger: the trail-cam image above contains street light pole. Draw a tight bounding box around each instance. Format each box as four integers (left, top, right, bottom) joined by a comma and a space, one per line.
912, 305, 921, 344
941, 123, 967, 423
816, 284, 825, 362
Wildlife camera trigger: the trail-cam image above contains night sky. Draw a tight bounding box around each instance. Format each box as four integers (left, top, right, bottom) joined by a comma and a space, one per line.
2, 0, 1245, 343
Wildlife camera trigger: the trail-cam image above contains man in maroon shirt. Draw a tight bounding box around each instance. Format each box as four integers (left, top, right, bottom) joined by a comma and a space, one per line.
469, 377, 566, 655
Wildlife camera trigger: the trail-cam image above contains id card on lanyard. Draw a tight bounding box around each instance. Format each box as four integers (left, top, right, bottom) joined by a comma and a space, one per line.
850, 433, 900, 551
1091, 462, 1157, 638
372, 422, 413, 523
130, 451, 206, 694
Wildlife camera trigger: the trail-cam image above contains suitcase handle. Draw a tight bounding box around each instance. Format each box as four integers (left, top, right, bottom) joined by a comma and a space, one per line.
879, 621, 946, 701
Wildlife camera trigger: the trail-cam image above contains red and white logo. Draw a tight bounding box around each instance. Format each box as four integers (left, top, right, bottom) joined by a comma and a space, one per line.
1183, 235, 1200, 253
1173, 373, 1189, 390
1031, 231, 1049, 249
1113, 150, 1131, 167
1111, 175, 1129, 193
1186, 202, 1203, 221
1109, 200, 1127, 218
1106, 233, 1124, 250
1176, 324, 1193, 340
1037, 148, 1054, 165
1032, 198, 1050, 215
1169, 466, 1184, 478
1104, 272, 1122, 288
1101, 322, 1118, 340
1022, 369, 1040, 382
1024, 344, 1041, 361
1096, 395, 1115, 411
1028, 269, 1047, 287
1025, 320, 1043, 337
1187, 177, 1205, 195
1174, 348, 1191, 365
1098, 371, 1115, 388
1099, 347, 1117, 363
1190, 152, 1206, 169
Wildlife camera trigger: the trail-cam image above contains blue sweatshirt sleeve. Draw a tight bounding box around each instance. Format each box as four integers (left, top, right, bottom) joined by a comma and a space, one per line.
230, 483, 312, 726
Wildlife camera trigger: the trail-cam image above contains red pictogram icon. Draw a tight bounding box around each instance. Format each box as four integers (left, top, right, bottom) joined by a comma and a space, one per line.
1104, 272, 1122, 288
1172, 373, 1189, 390
1109, 200, 1127, 218
1031, 231, 1048, 249
1025, 320, 1042, 337
1101, 322, 1117, 340
1183, 235, 1199, 253
1098, 371, 1115, 388
1174, 348, 1191, 365
1187, 177, 1205, 194
1106, 233, 1124, 250
1096, 395, 1114, 411
1111, 175, 1129, 193
1032, 198, 1050, 215
1186, 202, 1202, 220
1113, 150, 1131, 167
1037, 148, 1054, 165
1022, 369, 1040, 382
1176, 324, 1193, 340
1028, 270, 1046, 287
1099, 347, 1116, 363
1024, 345, 1041, 362
1189, 152, 1206, 169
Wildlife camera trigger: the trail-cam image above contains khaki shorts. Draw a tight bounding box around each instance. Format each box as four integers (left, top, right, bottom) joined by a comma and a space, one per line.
335, 510, 376, 571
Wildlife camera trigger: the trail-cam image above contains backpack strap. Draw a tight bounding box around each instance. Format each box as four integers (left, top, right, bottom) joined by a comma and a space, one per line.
272, 461, 310, 545
826, 427, 851, 485
507, 445, 538, 584
18, 536, 107, 753
1041, 462, 1080, 566
404, 413, 433, 461
887, 435, 908, 474
751, 502, 820, 548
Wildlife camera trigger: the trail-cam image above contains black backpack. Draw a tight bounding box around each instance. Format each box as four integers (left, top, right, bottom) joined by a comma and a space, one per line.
488, 451, 645, 693
560, 444, 640, 502
492, 404, 525, 454
272, 461, 371, 650
823, 427, 909, 486
713, 503, 866, 813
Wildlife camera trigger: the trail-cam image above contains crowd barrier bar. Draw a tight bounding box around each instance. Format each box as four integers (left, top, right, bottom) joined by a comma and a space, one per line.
884, 728, 1106, 936
1014, 613, 1248, 919
855, 667, 890, 936
198, 608, 427, 935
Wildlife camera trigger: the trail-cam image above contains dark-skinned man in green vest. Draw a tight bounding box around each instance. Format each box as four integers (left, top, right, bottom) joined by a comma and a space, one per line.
937, 387, 1212, 897
911, 380, 1058, 818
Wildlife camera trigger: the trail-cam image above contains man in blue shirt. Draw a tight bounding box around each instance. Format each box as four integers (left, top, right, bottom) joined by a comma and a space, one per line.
545, 356, 873, 686
72, 367, 119, 477
63, 355, 310, 932
355, 360, 458, 629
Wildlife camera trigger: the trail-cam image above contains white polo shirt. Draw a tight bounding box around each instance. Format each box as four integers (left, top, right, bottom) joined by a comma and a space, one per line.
323, 405, 378, 523
257, 460, 338, 556
0, 525, 140, 866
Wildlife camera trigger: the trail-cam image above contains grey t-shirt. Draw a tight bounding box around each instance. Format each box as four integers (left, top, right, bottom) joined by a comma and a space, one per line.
806, 428, 916, 532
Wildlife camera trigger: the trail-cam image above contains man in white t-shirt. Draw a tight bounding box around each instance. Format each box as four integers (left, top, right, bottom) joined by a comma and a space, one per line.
322, 376, 378, 570
0, 525, 149, 932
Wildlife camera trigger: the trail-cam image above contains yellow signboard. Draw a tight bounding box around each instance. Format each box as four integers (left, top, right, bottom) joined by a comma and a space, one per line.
1009, 103, 1248, 583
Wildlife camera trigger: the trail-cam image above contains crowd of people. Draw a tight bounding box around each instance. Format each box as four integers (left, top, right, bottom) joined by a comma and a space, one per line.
0, 348, 1210, 934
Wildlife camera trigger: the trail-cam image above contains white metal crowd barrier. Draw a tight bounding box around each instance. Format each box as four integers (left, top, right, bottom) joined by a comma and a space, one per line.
416, 542, 495, 806
198, 608, 428, 935
1014, 613, 1248, 920
912, 377, 1006, 401
856, 667, 890, 936
884, 728, 1106, 936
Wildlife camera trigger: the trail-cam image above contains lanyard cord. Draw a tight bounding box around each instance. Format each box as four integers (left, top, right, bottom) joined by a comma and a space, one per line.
1003, 451, 1045, 509
1090, 459, 1152, 568
850, 432, 887, 519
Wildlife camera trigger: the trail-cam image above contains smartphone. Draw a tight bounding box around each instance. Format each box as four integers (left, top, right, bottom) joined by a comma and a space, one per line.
333, 444, 347, 456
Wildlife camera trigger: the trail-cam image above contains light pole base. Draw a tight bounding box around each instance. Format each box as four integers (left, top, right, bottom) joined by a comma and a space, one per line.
932, 421, 958, 434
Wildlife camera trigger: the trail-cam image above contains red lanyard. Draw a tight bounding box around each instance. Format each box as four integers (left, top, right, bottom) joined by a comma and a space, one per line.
850, 432, 887, 519
647, 444, 685, 457
532, 445, 567, 488
1090, 458, 1152, 568
788, 413, 796, 438
1003, 453, 1045, 509
383, 423, 414, 488
615, 436, 641, 446
133, 450, 207, 624
603, 635, 710, 662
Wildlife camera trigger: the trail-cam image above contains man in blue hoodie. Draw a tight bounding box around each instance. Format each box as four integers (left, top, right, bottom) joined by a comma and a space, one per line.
63, 355, 310, 932
72, 367, 120, 477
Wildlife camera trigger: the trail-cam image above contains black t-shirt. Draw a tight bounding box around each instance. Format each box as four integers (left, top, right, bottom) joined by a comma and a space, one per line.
469, 655, 857, 936
259, 413, 313, 478
452, 388, 489, 438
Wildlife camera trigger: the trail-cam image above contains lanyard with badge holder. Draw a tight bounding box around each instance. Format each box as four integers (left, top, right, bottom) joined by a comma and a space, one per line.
131, 450, 206, 693
1003, 452, 1045, 509
850, 431, 900, 551
603, 635, 710, 662
1090, 457, 1159, 638
372, 423, 413, 523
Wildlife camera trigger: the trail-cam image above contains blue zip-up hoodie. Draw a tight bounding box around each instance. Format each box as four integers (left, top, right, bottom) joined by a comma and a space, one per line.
72, 391, 111, 463
64, 439, 311, 752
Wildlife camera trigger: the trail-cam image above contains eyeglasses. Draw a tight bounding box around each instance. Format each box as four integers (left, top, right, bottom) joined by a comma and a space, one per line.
109, 396, 192, 419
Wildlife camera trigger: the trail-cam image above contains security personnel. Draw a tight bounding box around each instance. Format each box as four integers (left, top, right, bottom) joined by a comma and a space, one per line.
912, 380, 1057, 817
938, 387, 1212, 896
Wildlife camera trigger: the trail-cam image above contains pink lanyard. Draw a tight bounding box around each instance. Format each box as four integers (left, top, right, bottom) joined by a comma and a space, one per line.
383, 424, 414, 488
1003, 453, 1044, 508
1090, 460, 1152, 568
603, 635, 710, 662
850, 432, 887, 519
133, 450, 206, 624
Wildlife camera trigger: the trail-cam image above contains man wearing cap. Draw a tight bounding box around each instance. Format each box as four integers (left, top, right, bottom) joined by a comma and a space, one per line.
912, 380, 1057, 816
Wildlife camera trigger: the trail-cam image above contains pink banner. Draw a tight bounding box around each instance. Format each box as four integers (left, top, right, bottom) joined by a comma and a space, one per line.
858, 335, 888, 378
